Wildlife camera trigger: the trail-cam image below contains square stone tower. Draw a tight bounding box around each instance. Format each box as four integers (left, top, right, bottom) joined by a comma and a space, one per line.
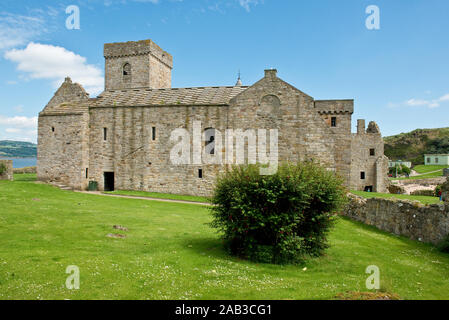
104, 39, 173, 90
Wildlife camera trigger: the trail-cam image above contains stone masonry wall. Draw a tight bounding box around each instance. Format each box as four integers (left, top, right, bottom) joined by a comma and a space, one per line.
316, 100, 353, 187
350, 121, 387, 192
87, 70, 345, 196
104, 40, 172, 90
37, 112, 90, 190
343, 194, 449, 245
0, 160, 13, 181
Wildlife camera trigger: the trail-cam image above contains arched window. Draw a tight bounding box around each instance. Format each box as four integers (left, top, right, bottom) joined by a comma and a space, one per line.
204, 128, 215, 155
123, 63, 131, 80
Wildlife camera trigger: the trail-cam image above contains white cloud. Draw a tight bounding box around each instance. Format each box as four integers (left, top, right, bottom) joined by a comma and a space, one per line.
0, 115, 37, 142
0, 115, 38, 128
238, 0, 262, 12
0, 13, 45, 50
4, 42, 104, 95
402, 93, 449, 109
0, 7, 60, 52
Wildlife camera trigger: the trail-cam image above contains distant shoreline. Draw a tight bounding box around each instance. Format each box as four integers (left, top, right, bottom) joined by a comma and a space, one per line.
0, 157, 37, 159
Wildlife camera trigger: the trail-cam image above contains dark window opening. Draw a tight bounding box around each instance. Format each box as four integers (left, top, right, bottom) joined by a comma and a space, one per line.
52, 127, 55, 132
364, 186, 373, 192
104, 172, 115, 191
331, 117, 337, 127
435, 158, 439, 163
204, 128, 215, 155
370, 148, 375, 156
361, 172, 366, 180
123, 63, 131, 76
427, 157, 431, 163
103, 128, 107, 141
198, 169, 203, 179
152, 127, 156, 140
86, 168, 88, 179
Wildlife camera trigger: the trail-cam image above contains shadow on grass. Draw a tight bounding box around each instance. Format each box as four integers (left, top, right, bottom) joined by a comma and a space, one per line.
338, 216, 449, 258
13, 173, 37, 182
183, 236, 254, 264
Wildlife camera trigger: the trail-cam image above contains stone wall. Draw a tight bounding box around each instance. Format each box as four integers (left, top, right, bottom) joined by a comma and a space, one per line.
316, 100, 353, 186
350, 120, 388, 192
343, 194, 449, 245
395, 177, 446, 186
37, 112, 90, 190
86, 70, 345, 196
0, 160, 13, 181
14, 166, 36, 174
104, 39, 172, 90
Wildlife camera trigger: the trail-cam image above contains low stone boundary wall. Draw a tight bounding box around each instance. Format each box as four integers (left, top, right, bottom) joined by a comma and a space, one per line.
0, 160, 13, 181
342, 194, 449, 245
393, 177, 446, 186
13, 166, 37, 174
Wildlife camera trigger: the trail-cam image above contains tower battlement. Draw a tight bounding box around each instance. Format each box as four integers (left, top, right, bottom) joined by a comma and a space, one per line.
104, 39, 173, 91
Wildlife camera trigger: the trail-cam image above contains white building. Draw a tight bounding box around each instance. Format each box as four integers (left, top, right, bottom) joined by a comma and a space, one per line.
388, 160, 412, 168
424, 154, 449, 166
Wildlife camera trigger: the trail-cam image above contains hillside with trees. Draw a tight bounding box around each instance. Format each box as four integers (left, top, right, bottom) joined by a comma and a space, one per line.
0, 140, 37, 158
384, 128, 449, 165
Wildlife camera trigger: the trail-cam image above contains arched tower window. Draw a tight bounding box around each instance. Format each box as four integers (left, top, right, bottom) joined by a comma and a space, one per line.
204, 128, 215, 155
123, 63, 131, 81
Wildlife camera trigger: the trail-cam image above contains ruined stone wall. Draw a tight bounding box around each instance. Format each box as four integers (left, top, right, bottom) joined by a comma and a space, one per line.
350, 121, 386, 192
343, 194, 449, 245
0, 160, 13, 181
37, 112, 90, 190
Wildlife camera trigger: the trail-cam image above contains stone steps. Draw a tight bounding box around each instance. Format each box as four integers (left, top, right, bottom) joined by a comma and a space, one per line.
50, 182, 74, 191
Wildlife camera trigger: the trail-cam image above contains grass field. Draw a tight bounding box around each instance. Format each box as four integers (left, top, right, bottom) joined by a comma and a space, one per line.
2, 174, 449, 300
106, 190, 210, 203
351, 191, 441, 205
391, 164, 448, 181
413, 165, 448, 174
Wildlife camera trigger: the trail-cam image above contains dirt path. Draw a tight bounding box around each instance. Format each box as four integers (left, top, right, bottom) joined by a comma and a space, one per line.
76, 191, 211, 206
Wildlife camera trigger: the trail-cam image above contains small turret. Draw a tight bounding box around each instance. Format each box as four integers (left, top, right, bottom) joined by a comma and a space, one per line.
235, 70, 242, 86
357, 119, 365, 135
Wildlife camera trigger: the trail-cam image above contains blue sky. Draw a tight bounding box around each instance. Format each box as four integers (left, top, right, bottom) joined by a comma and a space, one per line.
1, 0, 449, 142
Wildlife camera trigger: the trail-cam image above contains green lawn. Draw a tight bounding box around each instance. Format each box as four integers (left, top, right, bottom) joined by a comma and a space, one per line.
2, 174, 449, 299
413, 165, 449, 174
105, 190, 210, 203
391, 164, 447, 181
351, 191, 440, 205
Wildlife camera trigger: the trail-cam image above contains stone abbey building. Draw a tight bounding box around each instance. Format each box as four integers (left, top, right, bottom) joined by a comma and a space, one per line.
37, 39, 388, 196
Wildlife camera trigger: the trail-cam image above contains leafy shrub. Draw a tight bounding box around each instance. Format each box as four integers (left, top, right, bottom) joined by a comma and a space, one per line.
389, 164, 411, 177
209, 162, 347, 264
0, 163, 6, 175
435, 185, 442, 197
410, 189, 434, 197
400, 165, 411, 175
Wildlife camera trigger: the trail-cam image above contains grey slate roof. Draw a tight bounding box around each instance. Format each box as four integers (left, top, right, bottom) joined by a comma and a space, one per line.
89, 86, 249, 107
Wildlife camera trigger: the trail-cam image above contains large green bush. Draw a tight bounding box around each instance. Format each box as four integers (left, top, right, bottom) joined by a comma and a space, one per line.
210, 162, 347, 264
0, 163, 6, 175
